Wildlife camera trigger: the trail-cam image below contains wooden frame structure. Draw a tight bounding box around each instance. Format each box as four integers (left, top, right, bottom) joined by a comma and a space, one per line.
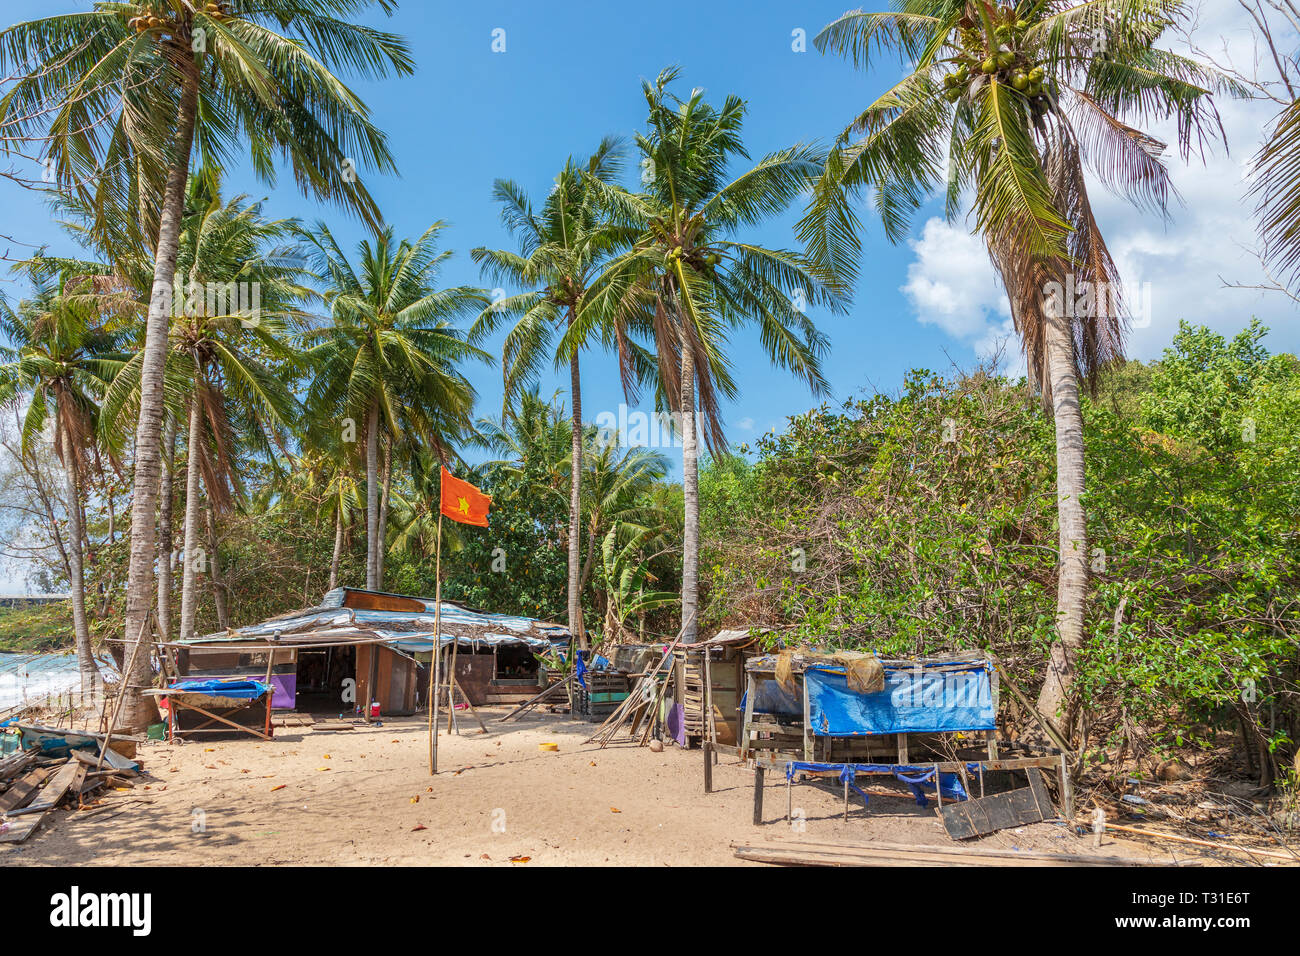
145, 686, 274, 742
717, 651, 1073, 825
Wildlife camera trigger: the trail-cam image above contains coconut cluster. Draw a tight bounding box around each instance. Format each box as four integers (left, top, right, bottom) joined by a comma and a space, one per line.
941, 10, 1048, 113
127, 3, 231, 32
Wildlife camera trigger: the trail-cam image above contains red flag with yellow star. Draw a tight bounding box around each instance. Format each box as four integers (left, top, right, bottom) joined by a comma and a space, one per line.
439, 467, 491, 527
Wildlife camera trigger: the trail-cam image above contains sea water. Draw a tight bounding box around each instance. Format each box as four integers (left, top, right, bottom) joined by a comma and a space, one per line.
0, 651, 95, 711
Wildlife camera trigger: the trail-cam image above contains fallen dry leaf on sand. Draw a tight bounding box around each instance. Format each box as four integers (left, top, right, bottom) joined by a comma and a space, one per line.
412, 824, 427, 832
509, 855, 530, 863
270, 785, 286, 791
410, 796, 419, 803
610, 807, 621, 813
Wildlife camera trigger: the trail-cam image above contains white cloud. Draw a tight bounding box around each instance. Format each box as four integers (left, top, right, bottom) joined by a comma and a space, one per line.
736, 417, 755, 431
901, 217, 1009, 340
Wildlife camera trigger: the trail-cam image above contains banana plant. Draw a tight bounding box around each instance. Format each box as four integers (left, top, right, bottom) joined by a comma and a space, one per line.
600, 519, 678, 643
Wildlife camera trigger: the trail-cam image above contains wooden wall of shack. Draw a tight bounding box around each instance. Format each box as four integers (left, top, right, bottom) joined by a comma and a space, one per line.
355, 643, 419, 716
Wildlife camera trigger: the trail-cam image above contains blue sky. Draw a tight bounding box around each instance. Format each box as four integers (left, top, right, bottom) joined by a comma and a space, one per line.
4, 1, 939, 448
1, 1, 1296, 592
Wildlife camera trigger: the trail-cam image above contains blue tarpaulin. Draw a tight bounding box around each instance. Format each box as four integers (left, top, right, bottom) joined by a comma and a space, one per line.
805, 662, 995, 736
783, 760, 972, 807
168, 679, 269, 700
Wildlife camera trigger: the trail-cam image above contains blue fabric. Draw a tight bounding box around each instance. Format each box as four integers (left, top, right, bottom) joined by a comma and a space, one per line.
168, 679, 269, 700
805, 663, 995, 736
575, 653, 588, 690
783, 760, 973, 808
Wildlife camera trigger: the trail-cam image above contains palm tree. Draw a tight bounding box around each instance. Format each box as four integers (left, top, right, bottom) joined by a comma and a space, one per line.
0, 0, 413, 731
300, 223, 490, 590
101, 179, 308, 643
805, 1, 1239, 729
470, 139, 639, 645
0, 265, 127, 693
577, 67, 848, 642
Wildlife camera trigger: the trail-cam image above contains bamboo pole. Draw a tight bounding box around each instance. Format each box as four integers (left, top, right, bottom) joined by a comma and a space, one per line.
1097, 821, 1296, 863
428, 507, 443, 775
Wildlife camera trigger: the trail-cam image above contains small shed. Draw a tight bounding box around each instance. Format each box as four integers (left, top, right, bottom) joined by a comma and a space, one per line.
672, 629, 757, 747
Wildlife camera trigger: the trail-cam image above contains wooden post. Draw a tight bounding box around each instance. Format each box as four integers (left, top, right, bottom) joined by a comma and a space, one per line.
703, 646, 714, 751
897, 732, 909, 764
97, 612, 151, 772
703, 740, 713, 793
1058, 751, 1074, 820
739, 673, 756, 762
428, 507, 443, 775
752, 765, 765, 825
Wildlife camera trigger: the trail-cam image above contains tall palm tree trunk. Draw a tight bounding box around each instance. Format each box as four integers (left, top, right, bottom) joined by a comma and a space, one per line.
365, 402, 380, 590
329, 502, 344, 591
679, 336, 700, 644
157, 414, 176, 641
119, 61, 200, 732
568, 341, 585, 648
377, 443, 391, 590
59, 424, 95, 698
178, 394, 204, 643
1036, 305, 1088, 732
205, 505, 229, 629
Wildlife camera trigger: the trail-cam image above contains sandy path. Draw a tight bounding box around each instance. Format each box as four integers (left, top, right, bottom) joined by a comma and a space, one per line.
3, 709, 1189, 866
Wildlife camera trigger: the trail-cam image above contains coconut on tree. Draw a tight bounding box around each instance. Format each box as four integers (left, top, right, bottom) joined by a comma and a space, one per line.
804, 0, 1243, 734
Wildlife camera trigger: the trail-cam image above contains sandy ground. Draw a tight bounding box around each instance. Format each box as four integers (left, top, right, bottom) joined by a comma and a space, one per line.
3, 708, 1207, 866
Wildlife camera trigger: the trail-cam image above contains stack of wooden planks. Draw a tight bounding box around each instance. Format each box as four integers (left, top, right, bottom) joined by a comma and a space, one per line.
0, 742, 144, 845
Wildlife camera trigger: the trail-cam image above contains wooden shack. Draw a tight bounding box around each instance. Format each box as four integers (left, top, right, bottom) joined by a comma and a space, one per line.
168, 587, 572, 717
671, 630, 755, 748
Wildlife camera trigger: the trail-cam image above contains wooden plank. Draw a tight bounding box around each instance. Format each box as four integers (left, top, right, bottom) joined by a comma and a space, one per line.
734, 840, 1176, 868
0, 810, 48, 844
0, 767, 50, 812
34, 759, 84, 810
940, 784, 1049, 840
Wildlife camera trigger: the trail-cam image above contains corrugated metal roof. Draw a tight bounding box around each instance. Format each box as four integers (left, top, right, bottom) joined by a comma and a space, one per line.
180, 588, 571, 653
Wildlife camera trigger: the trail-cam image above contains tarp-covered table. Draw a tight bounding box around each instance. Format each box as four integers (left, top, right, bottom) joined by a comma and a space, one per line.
146, 679, 274, 741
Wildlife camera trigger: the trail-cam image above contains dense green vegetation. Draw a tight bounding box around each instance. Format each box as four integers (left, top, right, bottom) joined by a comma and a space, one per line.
0, 602, 77, 654
700, 323, 1299, 782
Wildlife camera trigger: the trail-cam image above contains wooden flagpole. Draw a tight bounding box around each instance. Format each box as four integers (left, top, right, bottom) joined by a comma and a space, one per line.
428, 501, 444, 775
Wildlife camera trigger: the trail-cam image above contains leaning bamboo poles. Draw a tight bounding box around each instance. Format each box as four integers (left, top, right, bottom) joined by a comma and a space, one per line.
583, 617, 692, 748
